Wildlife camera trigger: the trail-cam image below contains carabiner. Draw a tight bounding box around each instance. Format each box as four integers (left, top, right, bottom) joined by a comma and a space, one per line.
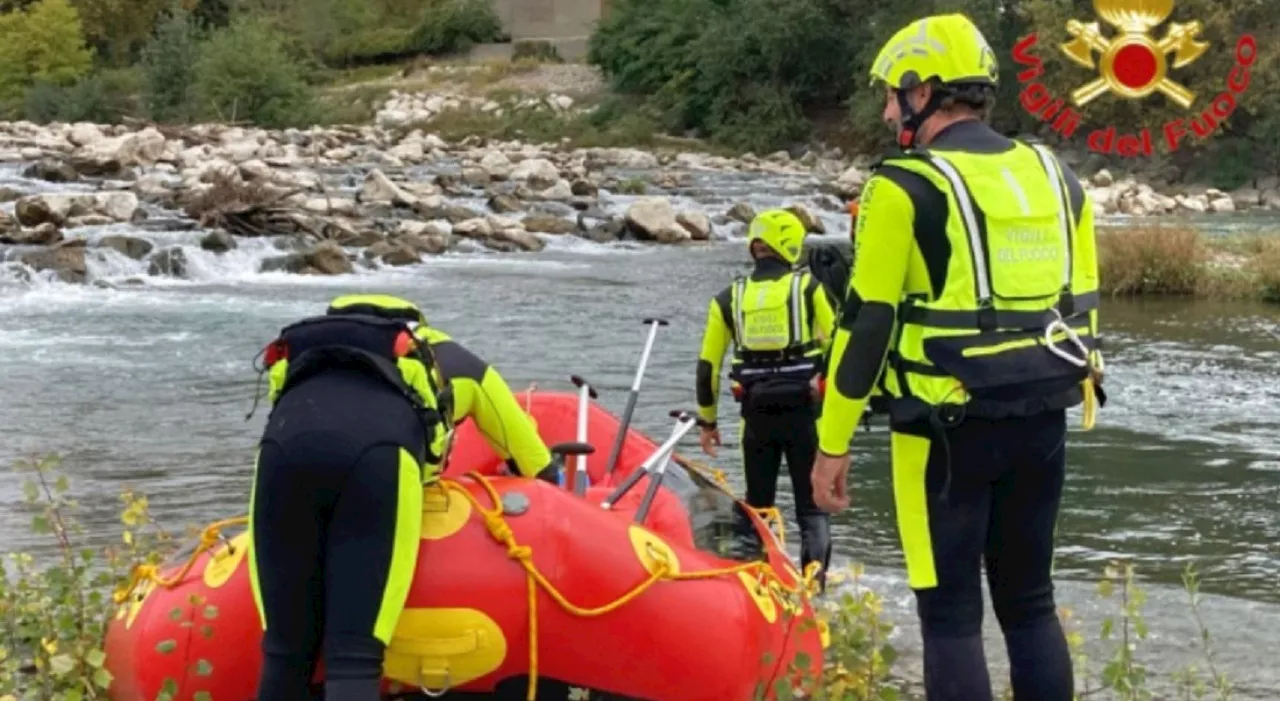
1043, 309, 1089, 368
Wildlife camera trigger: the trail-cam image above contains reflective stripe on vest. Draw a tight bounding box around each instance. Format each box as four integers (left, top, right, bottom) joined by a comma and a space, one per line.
880, 141, 1098, 419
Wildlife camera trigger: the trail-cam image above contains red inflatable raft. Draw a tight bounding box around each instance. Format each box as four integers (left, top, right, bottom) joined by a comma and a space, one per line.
103, 389, 827, 701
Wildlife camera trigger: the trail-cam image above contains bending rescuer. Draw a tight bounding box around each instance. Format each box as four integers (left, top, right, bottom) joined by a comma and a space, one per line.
247, 293, 555, 701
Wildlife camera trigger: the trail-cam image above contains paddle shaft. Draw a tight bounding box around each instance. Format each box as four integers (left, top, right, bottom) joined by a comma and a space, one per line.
574, 382, 590, 496
601, 413, 696, 509
633, 445, 675, 524
603, 320, 664, 476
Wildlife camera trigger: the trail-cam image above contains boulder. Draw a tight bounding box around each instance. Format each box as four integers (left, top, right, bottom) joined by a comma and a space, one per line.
510, 158, 559, 188
148, 246, 188, 277
22, 159, 79, 182
200, 231, 237, 252
99, 235, 154, 260
726, 202, 755, 223
522, 214, 575, 234
676, 211, 712, 240
0, 222, 62, 246
626, 197, 691, 243
20, 244, 87, 283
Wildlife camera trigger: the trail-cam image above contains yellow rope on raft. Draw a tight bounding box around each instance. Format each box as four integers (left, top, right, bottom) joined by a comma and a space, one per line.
443, 471, 822, 701
112, 516, 248, 604
111, 469, 821, 701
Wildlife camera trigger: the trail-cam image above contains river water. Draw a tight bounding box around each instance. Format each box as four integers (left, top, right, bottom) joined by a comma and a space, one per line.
1, 162, 1278, 697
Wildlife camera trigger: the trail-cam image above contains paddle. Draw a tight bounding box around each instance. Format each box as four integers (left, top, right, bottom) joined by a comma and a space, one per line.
603, 317, 668, 477
600, 411, 699, 511
569, 374, 599, 495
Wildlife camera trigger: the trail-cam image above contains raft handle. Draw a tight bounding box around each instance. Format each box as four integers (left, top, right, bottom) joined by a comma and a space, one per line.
419, 670, 451, 698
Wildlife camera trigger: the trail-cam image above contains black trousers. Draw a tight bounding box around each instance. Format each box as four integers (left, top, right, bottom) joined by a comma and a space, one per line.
738, 404, 832, 589
249, 372, 427, 701
894, 409, 1073, 701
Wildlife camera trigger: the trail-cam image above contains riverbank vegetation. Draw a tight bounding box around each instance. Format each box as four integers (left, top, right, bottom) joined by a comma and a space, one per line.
0, 453, 1239, 700
587, 0, 1279, 187
1099, 226, 1280, 302
0, 0, 507, 127
1, 0, 1276, 187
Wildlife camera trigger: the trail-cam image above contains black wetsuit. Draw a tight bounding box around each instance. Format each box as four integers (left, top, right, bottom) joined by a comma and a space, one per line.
251, 370, 428, 701
825, 120, 1086, 701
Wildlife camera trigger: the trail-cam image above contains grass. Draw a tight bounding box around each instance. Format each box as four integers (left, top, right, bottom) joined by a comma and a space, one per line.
1098, 225, 1280, 302
0, 454, 1244, 701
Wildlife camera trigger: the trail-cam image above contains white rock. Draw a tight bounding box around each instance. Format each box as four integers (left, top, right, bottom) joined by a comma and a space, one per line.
540, 179, 574, 200
676, 211, 711, 240
389, 140, 424, 162
1092, 169, 1114, 187
510, 157, 559, 183
1208, 195, 1235, 213
626, 197, 690, 243
67, 122, 103, 147
453, 217, 494, 238
479, 151, 513, 179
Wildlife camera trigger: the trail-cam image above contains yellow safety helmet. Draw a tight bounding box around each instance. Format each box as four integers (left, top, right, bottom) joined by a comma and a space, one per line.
869, 13, 999, 91
868, 14, 999, 148
747, 209, 807, 265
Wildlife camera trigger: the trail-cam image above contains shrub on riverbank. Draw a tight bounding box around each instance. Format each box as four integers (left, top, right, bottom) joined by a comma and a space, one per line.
0, 454, 1241, 700
1098, 226, 1280, 302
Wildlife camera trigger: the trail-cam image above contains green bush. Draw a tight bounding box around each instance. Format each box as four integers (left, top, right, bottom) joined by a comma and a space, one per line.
188, 15, 316, 127
21, 67, 139, 123
408, 0, 503, 57
0, 0, 94, 103
139, 2, 203, 123
512, 40, 562, 64
587, 0, 865, 152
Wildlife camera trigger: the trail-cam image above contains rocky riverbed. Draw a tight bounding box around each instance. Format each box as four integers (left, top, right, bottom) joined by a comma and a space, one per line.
0, 98, 1277, 285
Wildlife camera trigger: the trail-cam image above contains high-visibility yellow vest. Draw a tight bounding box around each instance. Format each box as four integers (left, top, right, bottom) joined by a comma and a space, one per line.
877, 140, 1101, 421
728, 271, 822, 390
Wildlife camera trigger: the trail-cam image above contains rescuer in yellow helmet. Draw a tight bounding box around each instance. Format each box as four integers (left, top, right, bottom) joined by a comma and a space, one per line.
810, 13, 1105, 700
695, 208, 837, 590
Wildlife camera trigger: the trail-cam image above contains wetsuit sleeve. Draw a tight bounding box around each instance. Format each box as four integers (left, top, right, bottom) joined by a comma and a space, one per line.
477, 366, 551, 477
807, 273, 837, 354
434, 339, 551, 477
818, 175, 915, 456
696, 290, 733, 426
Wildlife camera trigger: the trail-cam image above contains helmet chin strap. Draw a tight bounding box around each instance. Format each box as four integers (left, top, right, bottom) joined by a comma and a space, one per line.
896, 88, 945, 149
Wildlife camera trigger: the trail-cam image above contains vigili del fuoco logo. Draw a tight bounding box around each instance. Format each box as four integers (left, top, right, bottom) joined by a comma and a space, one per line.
1012, 0, 1257, 157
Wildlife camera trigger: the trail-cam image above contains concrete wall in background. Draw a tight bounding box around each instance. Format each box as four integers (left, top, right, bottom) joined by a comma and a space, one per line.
486, 0, 607, 57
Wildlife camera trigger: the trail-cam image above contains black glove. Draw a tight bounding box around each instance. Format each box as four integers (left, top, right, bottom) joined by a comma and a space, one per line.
535, 463, 562, 485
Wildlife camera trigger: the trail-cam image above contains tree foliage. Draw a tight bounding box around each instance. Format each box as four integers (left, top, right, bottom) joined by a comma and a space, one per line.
0, 0, 93, 103
188, 15, 315, 126
589, 0, 1280, 183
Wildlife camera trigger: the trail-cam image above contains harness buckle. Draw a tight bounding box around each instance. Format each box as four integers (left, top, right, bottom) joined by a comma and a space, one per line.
1043, 308, 1089, 368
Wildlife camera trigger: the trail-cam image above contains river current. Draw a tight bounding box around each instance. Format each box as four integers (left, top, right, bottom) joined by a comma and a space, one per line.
1, 162, 1278, 696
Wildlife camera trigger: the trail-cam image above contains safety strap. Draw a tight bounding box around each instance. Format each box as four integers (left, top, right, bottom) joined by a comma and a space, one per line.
789, 271, 804, 347
899, 290, 1099, 330
1030, 142, 1078, 315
